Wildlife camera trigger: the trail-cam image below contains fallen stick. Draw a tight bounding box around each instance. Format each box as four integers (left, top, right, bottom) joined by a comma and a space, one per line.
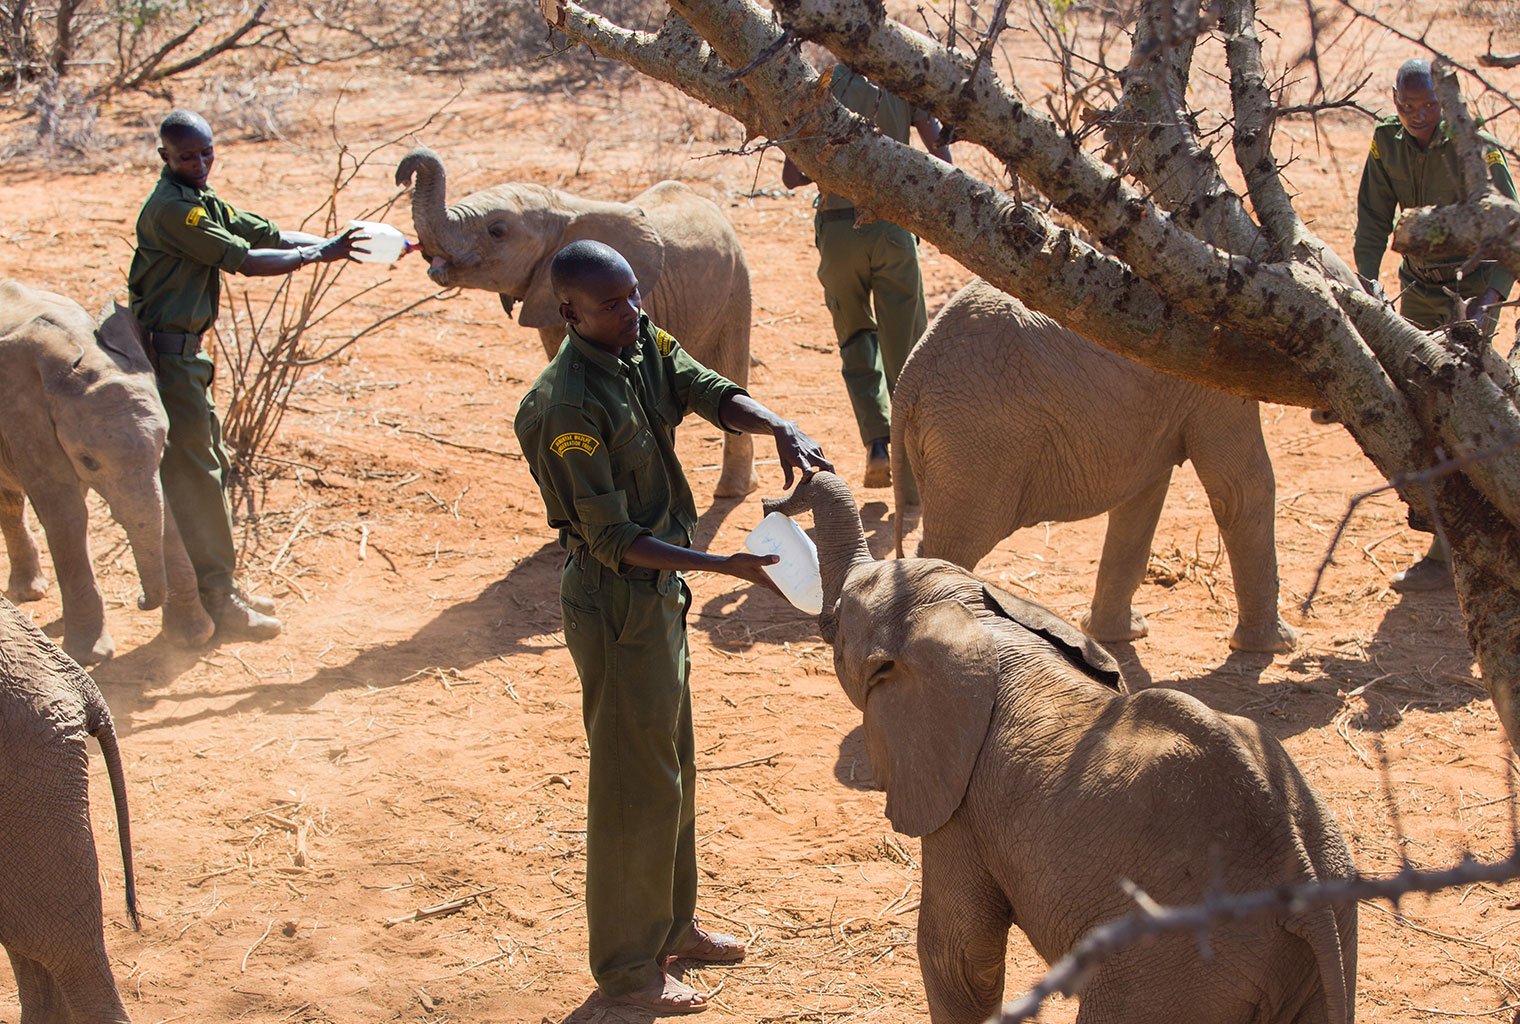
242, 919, 274, 973
384, 887, 497, 927
701, 753, 781, 772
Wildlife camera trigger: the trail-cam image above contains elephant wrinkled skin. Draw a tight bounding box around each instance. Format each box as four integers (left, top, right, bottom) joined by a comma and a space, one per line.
0, 280, 214, 664
767, 472, 1357, 1024
0, 596, 138, 1023
395, 146, 757, 497
893, 279, 1295, 653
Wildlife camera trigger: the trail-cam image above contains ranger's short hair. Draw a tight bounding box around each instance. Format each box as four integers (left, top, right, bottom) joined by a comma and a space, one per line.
1395, 58, 1434, 93
550, 240, 631, 300
159, 110, 212, 144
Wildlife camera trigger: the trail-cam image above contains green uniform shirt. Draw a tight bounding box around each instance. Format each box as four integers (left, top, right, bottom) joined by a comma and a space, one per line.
514, 315, 747, 572
128, 167, 282, 334
820, 65, 923, 212
1354, 116, 1518, 297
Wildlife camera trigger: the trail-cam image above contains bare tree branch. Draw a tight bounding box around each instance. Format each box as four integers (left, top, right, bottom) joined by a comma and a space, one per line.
999, 839, 1520, 1022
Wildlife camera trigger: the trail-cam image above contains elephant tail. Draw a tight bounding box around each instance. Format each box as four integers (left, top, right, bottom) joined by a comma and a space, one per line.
890, 360, 918, 559
1287, 904, 1354, 1024
85, 689, 139, 931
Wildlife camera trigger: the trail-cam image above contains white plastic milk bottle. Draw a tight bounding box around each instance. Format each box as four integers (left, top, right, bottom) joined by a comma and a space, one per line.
346, 219, 410, 263
743, 512, 824, 615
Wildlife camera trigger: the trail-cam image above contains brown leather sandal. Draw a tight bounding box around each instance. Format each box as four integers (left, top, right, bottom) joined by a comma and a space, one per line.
604, 973, 709, 1015
663, 918, 747, 964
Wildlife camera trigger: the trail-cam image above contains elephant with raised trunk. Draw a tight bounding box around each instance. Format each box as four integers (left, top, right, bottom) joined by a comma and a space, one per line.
1, 595, 138, 1023
893, 279, 1294, 653
0, 281, 214, 665
766, 471, 1356, 1024
395, 147, 757, 497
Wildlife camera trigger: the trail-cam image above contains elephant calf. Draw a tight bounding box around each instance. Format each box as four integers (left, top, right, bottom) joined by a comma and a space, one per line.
768, 472, 1357, 1024
893, 279, 1294, 653
1, 596, 137, 1023
0, 280, 214, 664
395, 147, 758, 498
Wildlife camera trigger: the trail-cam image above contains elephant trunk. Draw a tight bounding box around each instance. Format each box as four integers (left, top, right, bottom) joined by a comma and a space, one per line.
395, 146, 453, 268
105, 480, 168, 611
762, 471, 872, 641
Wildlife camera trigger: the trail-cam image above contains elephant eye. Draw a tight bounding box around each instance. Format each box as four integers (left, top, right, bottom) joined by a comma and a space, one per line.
866, 659, 895, 689
487, 221, 508, 239
78, 453, 101, 472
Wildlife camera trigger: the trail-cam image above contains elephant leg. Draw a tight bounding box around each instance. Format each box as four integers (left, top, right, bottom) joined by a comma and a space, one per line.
1083, 471, 1172, 643
917, 834, 1012, 1024
916, 484, 1006, 570
26, 479, 112, 664
48, 953, 131, 1024
8, 952, 69, 1024
0, 486, 49, 601
1189, 411, 1296, 654
536, 325, 566, 359
159, 501, 214, 648
713, 431, 757, 499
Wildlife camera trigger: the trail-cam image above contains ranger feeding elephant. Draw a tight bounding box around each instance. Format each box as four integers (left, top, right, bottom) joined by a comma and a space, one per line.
395, 146, 758, 498
767, 471, 1357, 1024
893, 280, 1295, 653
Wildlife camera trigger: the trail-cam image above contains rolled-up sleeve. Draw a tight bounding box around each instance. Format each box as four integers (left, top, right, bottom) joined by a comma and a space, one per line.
154, 200, 253, 272
666, 336, 747, 434
529, 404, 649, 570
1353, 147, 1397, 283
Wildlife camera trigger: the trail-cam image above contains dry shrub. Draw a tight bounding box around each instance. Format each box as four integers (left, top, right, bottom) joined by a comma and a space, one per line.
27, 73, 110, 155
199, 71, 303, 141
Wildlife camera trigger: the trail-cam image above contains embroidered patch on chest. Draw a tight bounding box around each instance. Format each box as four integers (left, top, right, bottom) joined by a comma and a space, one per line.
185, 206, 208, 227
551, 432, 600, 457
653, 327, 677, 356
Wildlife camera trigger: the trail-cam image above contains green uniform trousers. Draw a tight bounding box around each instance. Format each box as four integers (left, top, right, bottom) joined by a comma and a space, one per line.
155, 351, 238, 595
560, 553, 698, 997
1397, 266, 1499, 563
815, 216, 928, 446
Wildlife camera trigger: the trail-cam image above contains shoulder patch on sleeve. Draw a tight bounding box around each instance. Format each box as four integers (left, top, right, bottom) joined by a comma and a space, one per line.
653, 326, 677, 356
185, 206, 208, 227
1487, 148, 1507, 168
550, 432, 600, 457
1369, 137, 1381, 161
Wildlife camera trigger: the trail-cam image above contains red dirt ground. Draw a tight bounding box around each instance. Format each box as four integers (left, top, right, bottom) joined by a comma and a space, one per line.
1, 4, 1518, 1020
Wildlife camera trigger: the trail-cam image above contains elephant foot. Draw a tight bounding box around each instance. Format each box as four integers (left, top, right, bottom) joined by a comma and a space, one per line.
5, 573, 49, 602
1230, 617, 1297, 654
713, 470, 759, 500
1081, 608, 1148, 643
163, 600, 216, 649
65, 631, 116, 667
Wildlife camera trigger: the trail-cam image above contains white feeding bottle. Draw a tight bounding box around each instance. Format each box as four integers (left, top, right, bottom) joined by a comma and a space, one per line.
743, 511, 824, 615
346, 220, 410, 264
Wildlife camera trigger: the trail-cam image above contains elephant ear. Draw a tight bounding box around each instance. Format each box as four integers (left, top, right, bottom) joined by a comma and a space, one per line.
516, 204, 667, 329
982, 583, 1123, 691
862, 599, 997, 838
96, 301, 150, 368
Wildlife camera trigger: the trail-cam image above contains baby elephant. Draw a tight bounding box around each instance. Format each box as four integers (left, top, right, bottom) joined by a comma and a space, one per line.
893, 279, 1294, 653
768, 472, 1356, 1024
1, 596, 138, 1023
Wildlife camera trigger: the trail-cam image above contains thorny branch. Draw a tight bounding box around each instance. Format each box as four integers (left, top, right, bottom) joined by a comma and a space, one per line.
999, 830, 1520, 1022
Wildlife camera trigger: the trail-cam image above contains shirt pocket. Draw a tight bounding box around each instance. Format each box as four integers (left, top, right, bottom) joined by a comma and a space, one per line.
609, 426, 661, 514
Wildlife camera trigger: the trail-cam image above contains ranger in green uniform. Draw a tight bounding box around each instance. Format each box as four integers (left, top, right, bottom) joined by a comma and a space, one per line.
782, 64, 952, 488
514, 240, 832, 1014
1352, 58, 1518, 592
129, 110, 370, 639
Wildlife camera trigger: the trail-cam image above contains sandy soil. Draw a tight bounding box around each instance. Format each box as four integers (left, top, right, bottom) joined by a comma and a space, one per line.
1, 4, 1518, 1021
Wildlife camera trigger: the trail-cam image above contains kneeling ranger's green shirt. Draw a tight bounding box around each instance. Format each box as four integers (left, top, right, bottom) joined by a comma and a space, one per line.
128, 167, 282, 334
515, 316, 746, 569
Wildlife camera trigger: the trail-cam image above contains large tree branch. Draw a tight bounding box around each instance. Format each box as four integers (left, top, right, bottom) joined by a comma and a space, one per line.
544, 0, 1321, 405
